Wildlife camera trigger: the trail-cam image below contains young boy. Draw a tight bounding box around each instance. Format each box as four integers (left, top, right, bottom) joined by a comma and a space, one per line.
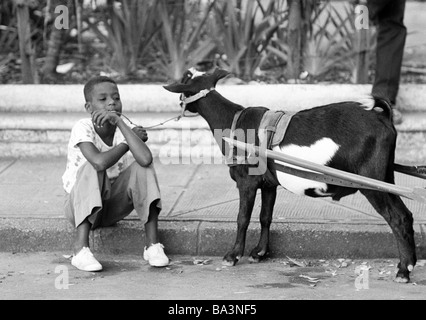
62, 76, 169, 272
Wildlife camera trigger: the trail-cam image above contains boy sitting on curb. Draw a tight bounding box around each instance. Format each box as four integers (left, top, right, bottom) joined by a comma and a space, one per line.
62, 76, 169, 271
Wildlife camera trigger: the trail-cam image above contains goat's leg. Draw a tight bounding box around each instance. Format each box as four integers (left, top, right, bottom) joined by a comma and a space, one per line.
248, 186, 277, 263
223, 184, 257, 266
361, 190, 416, 283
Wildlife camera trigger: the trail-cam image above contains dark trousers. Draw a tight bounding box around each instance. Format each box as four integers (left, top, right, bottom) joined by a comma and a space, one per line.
367, 0, 406, 105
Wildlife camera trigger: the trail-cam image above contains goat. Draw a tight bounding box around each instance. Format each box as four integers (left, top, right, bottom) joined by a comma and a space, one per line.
164, 68, 417, 283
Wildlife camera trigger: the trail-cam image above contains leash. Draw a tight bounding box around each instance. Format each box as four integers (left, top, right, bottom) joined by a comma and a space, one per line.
110, 89, 212, 130
111, 111, 198, 130
117, 112, 182, 130
109, 86, 214, 130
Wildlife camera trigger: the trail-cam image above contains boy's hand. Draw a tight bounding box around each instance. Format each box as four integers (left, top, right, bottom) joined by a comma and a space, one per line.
132, 126, 148, 142
91, 110, 121, 127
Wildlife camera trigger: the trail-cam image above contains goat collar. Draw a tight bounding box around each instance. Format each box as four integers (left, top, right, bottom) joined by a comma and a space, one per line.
180, 87, 215, 117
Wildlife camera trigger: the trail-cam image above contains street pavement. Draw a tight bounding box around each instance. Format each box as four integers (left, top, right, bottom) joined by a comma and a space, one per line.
1, 252, 426, 301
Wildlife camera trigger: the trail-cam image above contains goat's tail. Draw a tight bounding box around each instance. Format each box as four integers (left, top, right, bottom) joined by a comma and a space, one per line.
372, 96, 393, 120
358, 95, 393, 121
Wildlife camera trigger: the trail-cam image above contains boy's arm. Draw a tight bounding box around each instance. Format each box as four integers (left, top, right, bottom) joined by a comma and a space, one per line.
116, 119, 153, 166
78, 141, 129, 172
92, 110, 153, 167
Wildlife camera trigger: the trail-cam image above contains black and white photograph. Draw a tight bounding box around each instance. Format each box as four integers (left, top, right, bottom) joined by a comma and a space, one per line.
1, 0, 426, 305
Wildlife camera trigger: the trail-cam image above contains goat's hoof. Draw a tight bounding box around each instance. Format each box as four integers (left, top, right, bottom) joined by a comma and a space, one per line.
394, 276, 410, 284
222, 260, 235, 267
394, 267, 412, 283
222, 255, 239, 267
248, 251, 267, 264
248, 256, 260, 263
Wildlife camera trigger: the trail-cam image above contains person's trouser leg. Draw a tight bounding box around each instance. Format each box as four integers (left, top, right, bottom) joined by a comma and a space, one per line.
95, 162, 162, 229
64, 161, 162, 229
368, 0, 407, 104
64, 162, 108, 228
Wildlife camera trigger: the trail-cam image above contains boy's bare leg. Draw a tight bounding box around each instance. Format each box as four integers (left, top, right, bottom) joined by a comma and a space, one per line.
70, 217, 102, 271
144, 203, 160, 247
73, 218, 91, 255
143, 201, 169, 267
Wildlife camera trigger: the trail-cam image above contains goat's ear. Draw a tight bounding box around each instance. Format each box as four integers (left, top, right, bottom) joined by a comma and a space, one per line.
163, 83, 189, 93
213, 68, 231, 82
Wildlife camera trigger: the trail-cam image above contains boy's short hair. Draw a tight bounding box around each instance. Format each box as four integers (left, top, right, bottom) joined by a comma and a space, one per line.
84, 76, 117, 102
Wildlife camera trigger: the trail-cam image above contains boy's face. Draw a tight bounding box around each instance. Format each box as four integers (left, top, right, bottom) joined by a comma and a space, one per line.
85, 82, 122, 115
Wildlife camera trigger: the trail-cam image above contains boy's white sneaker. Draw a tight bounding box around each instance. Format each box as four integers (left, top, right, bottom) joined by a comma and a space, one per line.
71, 247, 103, 272
143, 243, 169, 267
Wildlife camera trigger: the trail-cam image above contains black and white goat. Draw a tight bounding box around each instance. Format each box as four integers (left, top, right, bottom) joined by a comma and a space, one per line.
164, 68, 417, 283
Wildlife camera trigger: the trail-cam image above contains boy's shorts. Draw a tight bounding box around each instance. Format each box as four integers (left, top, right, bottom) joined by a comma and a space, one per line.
64, 161, 162, 229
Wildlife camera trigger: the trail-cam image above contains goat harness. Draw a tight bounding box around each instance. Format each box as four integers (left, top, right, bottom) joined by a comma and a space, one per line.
180, 88, 215, 117
227, 109, 295, 187
179, 88, 296, 187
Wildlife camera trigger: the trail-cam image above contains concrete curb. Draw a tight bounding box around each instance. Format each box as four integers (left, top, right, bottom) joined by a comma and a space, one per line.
1, 217, 425, 259
1, 84, 426, 113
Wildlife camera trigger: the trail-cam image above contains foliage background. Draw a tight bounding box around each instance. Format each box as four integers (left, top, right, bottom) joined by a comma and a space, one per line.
1, 0, 425, 85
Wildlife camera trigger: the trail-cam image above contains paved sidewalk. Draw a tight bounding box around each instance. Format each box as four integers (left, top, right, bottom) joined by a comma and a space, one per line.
1, 252, 426, 300
1, 156, 426, 260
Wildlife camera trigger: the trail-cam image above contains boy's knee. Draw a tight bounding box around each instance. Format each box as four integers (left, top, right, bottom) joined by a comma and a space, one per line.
130, 161, 156, 174
130, 162, 158, 185
78, 161, 99, 176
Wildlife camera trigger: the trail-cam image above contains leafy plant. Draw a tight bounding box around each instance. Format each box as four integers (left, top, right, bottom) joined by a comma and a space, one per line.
86, 0, 161, 76
268, 1, 377, 82
0, 23, 19, 55
210, 0, 287, 80
303, 3, 354, 80
150, 0, 217, 81
0, 0, 19, 55
323, 2, 377, 83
